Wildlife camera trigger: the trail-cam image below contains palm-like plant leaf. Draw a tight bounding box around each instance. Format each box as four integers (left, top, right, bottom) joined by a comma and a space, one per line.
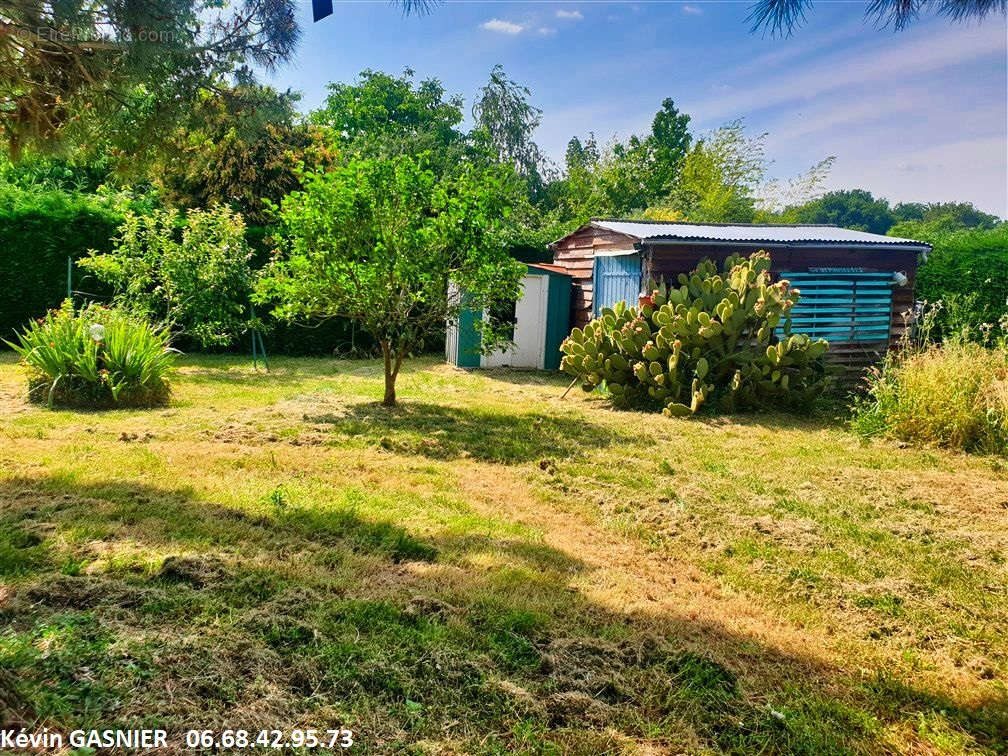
394, 0, 441, 15
749, 0, 1005, 34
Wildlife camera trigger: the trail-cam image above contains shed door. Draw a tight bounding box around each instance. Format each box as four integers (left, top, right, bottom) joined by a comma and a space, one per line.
482, 274, 547, 369
781, 272, 892, 343
593, 254, 641, 317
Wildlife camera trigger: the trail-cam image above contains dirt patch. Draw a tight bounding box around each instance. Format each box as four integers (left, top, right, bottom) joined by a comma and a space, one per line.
0, 668, 35, 729
540, 637, 636, 702
484, 679, 547, 720
25, 574, 150, 610
545, 690, 613, 726
149, 633, 292, 721
404, 594, 456, 622
0, 383, 29, 416
750, 515, 822, 548
157, 555, 230, 588
205, 423, 328, 447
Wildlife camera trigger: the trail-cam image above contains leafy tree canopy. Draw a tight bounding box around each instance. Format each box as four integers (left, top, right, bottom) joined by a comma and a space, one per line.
472, 65, 551, 193
0, 153, 117, 194
646, 98, 693, 199
0, 0, 300, 157
544, 99, 692, 225
310, 69, 466, 166
255, 153, 525, 406
793, 189, 895, 234
646, 122, 767, 223
890, 201, 1001, 236
155, 85, 334, 224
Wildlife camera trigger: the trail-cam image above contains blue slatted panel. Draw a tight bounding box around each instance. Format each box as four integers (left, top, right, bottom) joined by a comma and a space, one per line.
593, 254, 642, 317
780, 272, 892, 344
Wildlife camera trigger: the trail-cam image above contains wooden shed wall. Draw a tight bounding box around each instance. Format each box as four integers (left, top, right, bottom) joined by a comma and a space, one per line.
550, 226, 920, 378
550, 226, 638, 328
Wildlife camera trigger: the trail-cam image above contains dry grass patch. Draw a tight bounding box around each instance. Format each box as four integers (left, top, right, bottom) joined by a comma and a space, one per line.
1, 353, 1006, 754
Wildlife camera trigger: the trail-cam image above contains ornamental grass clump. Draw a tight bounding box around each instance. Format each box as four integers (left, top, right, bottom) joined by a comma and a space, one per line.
560, 252, 831, 416
5, 300, 175, 408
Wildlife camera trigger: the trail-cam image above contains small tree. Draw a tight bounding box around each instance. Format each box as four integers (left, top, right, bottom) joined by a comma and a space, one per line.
256, 153, 524, 406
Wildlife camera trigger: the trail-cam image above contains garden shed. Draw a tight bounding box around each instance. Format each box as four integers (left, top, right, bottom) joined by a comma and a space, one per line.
549, 220, 931, 374
447, 263, 571, 370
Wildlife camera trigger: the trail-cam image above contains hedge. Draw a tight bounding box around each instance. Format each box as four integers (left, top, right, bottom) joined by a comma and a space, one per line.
0, 188, 121, 344
916, 225, 1008, 342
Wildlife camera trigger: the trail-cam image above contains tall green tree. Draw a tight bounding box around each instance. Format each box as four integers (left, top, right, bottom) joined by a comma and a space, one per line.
255, 154, 524, 406
0, 0, 299, 157
544, 99, 692, 225
645, 98, 692, 200
156, 85, 329, 224
472, 65, 550, 192
647, 122, 766, 223
0, 1, 432, 159
310, 69, 466, 170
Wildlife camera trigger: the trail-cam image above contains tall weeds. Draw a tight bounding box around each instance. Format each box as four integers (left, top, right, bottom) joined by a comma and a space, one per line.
852, 307, 1008, 454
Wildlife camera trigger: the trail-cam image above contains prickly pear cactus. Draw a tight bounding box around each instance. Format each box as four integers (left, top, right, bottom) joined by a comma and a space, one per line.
559, 252, 830, 416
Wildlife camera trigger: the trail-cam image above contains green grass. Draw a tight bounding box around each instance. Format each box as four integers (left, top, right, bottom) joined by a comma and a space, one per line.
1, 353, 1006, 754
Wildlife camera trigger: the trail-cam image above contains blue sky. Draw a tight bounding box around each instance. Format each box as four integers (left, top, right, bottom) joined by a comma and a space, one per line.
264, 1, 1008, 216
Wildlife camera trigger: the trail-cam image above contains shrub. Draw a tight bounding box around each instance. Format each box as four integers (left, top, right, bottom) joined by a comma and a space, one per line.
79, 206, 255, 348
852, 342, 1008, 454
5, 301, 175, 408
560, 252, 830, 416
0, 187, 367, 357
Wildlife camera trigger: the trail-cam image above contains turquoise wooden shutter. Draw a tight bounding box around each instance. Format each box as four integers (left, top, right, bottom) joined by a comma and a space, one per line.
780, 272, 892, 343
593, 254, 641, 317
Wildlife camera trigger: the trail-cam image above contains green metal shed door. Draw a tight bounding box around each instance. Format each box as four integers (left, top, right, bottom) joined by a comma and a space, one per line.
781, 272, 892, 344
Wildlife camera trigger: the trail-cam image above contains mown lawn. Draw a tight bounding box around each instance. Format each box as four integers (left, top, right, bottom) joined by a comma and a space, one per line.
1, 353, 1006, 754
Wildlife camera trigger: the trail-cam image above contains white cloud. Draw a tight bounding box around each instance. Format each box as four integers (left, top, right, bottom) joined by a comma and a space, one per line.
826, 135, 1007, 216
682, 4, 703, 14
537, 26, 557, 36
686, 24, 1006, 124
556, 9, 584, 20
757, 81, 1007, 215
480, 18, 525, 34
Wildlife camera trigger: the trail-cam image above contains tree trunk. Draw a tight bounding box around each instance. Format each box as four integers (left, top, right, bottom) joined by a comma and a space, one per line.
381, 341, 397, 407
383, 368, 396, 407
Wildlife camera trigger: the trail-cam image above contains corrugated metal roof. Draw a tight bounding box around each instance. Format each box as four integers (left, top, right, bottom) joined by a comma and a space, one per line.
586, 219, 930, 248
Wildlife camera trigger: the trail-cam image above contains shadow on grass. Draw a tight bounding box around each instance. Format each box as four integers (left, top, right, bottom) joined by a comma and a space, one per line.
694, 409, 843, 434
311, 401, 639, 464
0, 475, 587, 574
1, 474, 1005, 753
473, 368, 573, 388
174, 357, 376, 387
